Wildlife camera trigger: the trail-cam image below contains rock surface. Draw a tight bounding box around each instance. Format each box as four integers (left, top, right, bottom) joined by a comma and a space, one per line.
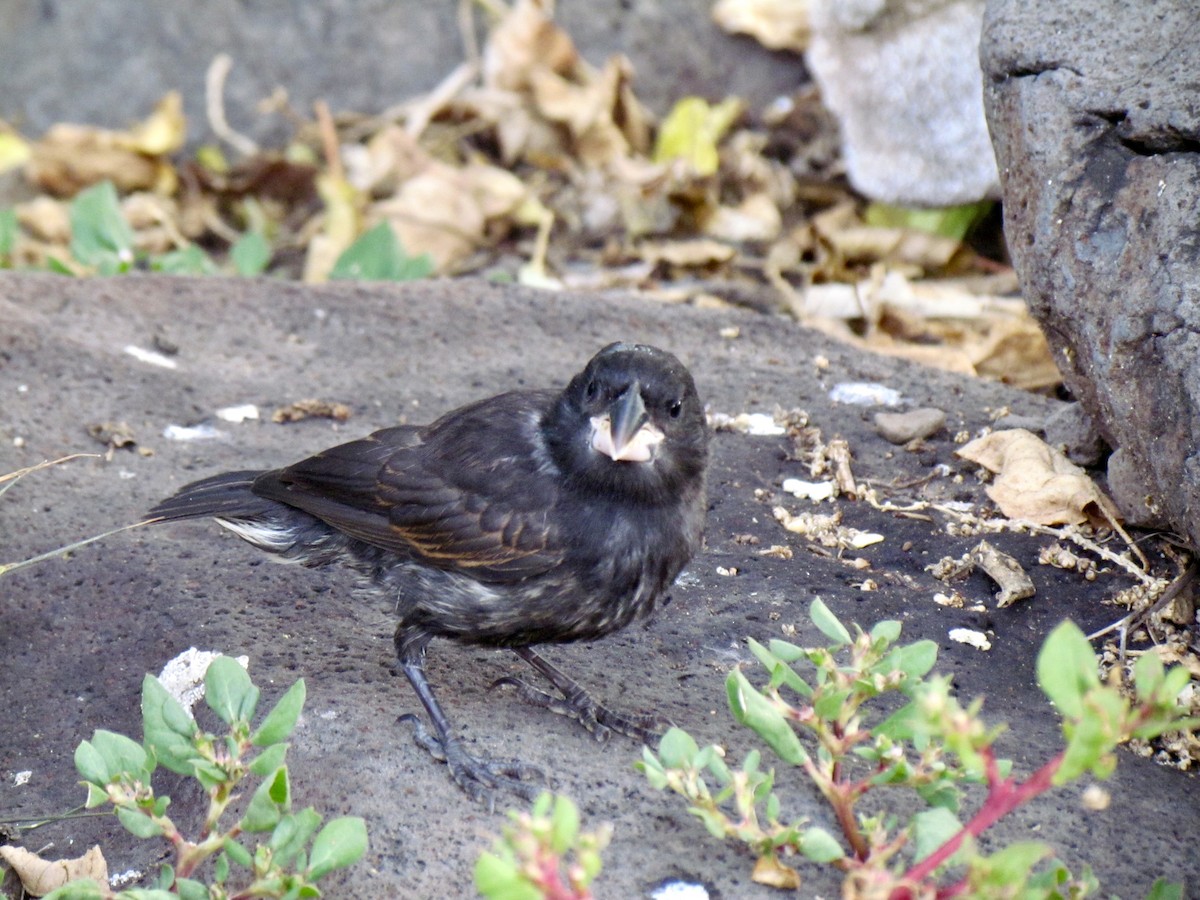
982, 1, 1200, 540
807, 0, 999, 205
1, 273, 1196, 897
0, 0, 802, 147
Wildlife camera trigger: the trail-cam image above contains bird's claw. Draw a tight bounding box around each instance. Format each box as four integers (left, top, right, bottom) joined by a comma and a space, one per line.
399, 714, 547, 810
490, 675, 668, 744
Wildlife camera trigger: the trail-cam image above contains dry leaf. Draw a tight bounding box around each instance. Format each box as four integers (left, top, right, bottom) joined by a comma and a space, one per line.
638, 238, 735, 269
26, 93, 185, 196
702, 191, 782, 242
751, 853, 802, 889
713, 0, 812, 51
957, 429, 1122, 530
483, 0, 580, 93
0, 844, 109, 897
271, 398, 352, 423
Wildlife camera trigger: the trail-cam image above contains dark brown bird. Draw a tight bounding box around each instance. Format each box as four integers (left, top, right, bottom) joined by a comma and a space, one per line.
148, 342, 709, 805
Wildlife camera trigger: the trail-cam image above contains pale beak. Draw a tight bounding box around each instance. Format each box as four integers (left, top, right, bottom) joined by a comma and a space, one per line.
590, 382, 664, 462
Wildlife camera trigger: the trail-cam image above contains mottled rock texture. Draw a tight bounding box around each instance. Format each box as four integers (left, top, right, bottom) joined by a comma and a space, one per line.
982, 1, 1200, 543
808, 0, 999, 205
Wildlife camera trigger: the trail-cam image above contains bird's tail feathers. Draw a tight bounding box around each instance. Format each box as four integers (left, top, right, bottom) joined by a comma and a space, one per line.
148, 470, 277, 521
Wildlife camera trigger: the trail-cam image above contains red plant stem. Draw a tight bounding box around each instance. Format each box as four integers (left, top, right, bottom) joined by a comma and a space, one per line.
898, 748, 1064, 891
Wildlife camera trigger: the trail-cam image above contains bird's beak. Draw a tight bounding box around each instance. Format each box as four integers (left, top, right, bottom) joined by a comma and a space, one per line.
590, 382, 664, 462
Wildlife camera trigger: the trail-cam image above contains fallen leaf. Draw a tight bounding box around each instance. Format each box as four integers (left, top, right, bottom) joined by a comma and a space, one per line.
0, 844, 109, 897
751, 853, 801, 889
957, 429, 1121, 530
654, 96, 744, 176
271, 398, 352, 423
713, 0, 811, 52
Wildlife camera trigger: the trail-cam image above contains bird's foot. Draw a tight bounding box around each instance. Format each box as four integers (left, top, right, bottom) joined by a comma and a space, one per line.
399, 714, 547, 810
490, 676, 668, 744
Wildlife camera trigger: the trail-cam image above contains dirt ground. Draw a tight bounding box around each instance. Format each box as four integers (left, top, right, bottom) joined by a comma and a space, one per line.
1, 272, 1196, 898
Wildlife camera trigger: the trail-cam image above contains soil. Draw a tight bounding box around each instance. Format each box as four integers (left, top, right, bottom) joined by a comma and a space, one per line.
1, 272, 1196, 898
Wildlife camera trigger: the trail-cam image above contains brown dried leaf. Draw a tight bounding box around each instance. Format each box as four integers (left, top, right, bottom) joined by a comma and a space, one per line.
0, 844, 109, 897
25, 93, 185, 197
956, 429, 1122, 529
271, 398, 352, 423
751, 854, 802, 889
713, 0, 812, 52
483, 0, 580, 93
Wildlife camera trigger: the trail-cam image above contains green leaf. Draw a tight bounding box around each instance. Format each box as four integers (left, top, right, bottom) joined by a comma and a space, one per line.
869, 619, 901, 645
43, 882, 107, 900
329, 222, 433, 282
748, 638, 812, 696
151, 244, 217, 275
141, 675, 200, 775
894, 640, 939, 683
223, 836, 253, 869
307, 816, 368, 879
175, 879, 210, 900
968, 841, 1054, 892
243, 767, 289, 832
652, 96, 742, 176
231, 229, 271, 276
765, 639, 806, 664
813, 686, 851, 722
549, 794, 580, 855
117, 806, 164, 839
251, 678, 306, 746
74, 739, 110, 785
269, 808, 323, 865
475, 851, 540, 900
248, 741, 290, 778
810, 597, 852, 646
213, 852, 230, 884
0, 207, 17, 259
1134, 650, 1166, 701
910, 807, 962, 863
797, 826, 844, 862
69, 181, 135, 272
1036, 620, 1100, 720
1144, 878, 1186, 900
863, 200, 994, 241
205, 655, 258, 725
83, 782, 109, 808
726, 669, 808, 765
657, 727, 699, 769
89, 729, 152, 781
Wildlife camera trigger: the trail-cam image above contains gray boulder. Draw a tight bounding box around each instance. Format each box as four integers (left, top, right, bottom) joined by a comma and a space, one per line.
807, 0, 1000, 205
981, 1, 1200, 541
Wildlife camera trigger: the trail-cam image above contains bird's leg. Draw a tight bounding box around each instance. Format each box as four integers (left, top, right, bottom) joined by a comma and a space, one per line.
395, 633, 545, 809
493, 646, 668, 744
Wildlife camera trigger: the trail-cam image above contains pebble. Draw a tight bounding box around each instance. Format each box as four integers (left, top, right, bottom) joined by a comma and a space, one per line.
874, 407, 946, 444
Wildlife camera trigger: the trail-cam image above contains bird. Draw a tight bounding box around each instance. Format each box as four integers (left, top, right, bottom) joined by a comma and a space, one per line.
147, 342, 710, 805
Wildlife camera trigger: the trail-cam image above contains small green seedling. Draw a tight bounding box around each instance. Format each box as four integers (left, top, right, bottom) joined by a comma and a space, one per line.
328, 221, 433, 282
475, 792, 610, 900
43, 658, 367, 899
640, 598, 1194, 897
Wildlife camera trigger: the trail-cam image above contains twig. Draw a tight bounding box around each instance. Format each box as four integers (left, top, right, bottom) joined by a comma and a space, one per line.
205, 54, 260, 158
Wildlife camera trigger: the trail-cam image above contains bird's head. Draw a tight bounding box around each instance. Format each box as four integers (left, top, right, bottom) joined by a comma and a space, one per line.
545, 343, 709, 503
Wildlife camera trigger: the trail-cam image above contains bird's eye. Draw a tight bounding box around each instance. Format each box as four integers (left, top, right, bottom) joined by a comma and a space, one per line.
668, 399, 683, 418
585, 380, 598, 399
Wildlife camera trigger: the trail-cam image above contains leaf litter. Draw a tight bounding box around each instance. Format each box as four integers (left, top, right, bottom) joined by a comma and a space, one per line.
0, 0, 1054, 391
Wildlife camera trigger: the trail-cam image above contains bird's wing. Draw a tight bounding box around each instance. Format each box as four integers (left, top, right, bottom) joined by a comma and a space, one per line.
252, 405, 565, 582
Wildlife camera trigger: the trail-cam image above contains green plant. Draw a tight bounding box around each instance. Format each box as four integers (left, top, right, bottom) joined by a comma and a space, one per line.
328, 221, 433, 282
640, 598, 1193, 898
475, 793, 610, 900
44, 657, 367, 899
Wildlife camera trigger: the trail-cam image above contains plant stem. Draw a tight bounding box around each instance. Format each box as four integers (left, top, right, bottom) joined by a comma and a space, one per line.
899, 748, 1063, 889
